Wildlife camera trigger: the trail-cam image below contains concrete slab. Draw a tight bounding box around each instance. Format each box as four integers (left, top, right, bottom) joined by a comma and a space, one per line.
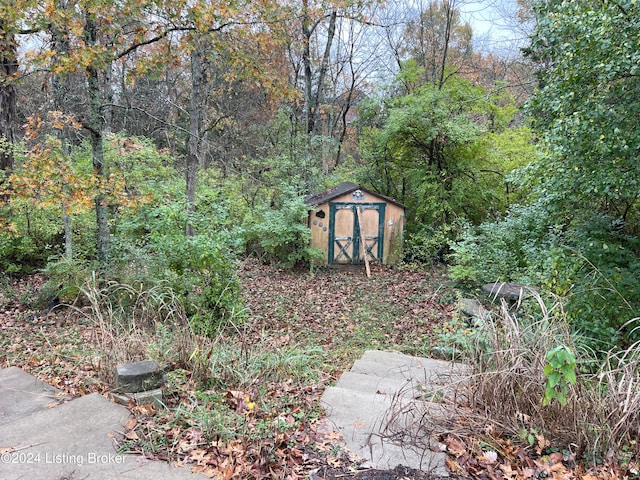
0, 366, 67, 427
356, 350, 459, 376
336, 371, 419, 399
321, 350, 465, 476
321, 386, 448, 475
0, 370, 205, 479
351, 351, 466, 399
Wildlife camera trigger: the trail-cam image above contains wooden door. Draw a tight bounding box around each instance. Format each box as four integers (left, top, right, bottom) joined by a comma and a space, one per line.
329, 203, 385, 264
331, 205, 356, 264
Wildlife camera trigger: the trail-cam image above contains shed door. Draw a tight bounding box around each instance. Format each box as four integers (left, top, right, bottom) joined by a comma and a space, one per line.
329, 203, 385, 265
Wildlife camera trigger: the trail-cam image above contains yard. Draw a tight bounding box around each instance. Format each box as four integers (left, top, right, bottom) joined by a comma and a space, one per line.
0, 260, 459, 478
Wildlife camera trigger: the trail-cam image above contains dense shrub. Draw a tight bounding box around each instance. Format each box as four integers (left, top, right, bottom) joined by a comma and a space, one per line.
112, 201, 244, 336
242, 191, 323, 267
449, 204, 640, 351
448, 202, 554, 285
404, 220, 466, 265
0, 231, 50, 274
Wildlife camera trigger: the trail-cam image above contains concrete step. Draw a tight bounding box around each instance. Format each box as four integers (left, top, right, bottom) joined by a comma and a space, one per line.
0, 366, 67, 427
350, 351, 467, 400
353, 350, 461, 379
320, 350, 467, 475
320, 386, 449, 475
0, 368, 204, 479
336, 371, 433, 400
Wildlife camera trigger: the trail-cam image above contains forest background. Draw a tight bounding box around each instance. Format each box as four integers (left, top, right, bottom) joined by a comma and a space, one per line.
1, 0, 639, 353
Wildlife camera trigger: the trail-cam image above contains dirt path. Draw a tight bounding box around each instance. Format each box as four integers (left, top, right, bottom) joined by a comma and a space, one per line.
239, 261, 456, 372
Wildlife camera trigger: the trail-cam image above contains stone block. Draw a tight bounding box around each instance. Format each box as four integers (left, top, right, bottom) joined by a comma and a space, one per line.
116, 360, 166, 393
110, 388, 164, 409
459, 298, 489, 319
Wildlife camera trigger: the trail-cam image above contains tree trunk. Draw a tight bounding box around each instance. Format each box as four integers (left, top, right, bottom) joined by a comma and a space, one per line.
52, 10, 73, 260
310, 10, 337, 136
84, 9, 109, 264
302, 0, 313, 134
64, 211, 72, 260
185, 45, 203, 237
437, 0, 454, 90
0, 20, 17, 197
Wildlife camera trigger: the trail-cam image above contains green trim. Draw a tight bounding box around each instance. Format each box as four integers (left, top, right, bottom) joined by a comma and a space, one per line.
328, 204, 336, 262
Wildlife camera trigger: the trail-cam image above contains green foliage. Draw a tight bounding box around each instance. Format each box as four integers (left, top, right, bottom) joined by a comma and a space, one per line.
526, 0, 640, 221
39, 256, 92, 304
543, 345, 577, 407
359, 76, 531, 262
450, 0, 640, 353
404, 220, 466, 265
432, 314, 480, 360
448, 202, 554, 285
0, 230, 50, 274
207, 341, 324, 390
450, 204, 640, 351
113, 200, 243, 336
242, 190, 323, 267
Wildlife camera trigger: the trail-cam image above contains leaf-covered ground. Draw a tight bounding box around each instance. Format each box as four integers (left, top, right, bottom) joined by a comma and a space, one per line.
0, 262, 458, 478
238, 261, 456, 371
2, 262, 623, 479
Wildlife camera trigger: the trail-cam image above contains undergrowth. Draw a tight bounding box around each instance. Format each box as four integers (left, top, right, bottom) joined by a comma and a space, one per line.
78, 277, 327, 478
461, 292, 640, 467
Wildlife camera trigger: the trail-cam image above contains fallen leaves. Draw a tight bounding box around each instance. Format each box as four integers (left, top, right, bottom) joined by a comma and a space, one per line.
443, 433, 634, 480
7, 264, 639, 480
238, 260, 454, 370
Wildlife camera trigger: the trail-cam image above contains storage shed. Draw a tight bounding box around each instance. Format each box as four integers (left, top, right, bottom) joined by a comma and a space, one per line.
304, 182, 406, 266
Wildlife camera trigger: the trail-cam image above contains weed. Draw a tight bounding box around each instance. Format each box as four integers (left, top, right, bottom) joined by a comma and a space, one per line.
543, 345, 577, 407
458, 292, 640, 464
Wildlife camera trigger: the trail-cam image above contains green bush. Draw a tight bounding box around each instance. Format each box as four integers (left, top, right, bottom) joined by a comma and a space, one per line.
544, 218, 640, 350
0, 231, 50, 274
449, 202, 554, 285
404, 220, 466, 265
449, 205, 640, 351
111, 201, 244, 336
242, 191, 323, 267
39, 256, 93, 305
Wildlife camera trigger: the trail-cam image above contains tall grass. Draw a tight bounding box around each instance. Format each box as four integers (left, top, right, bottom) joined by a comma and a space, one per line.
464, 291, 640, 462
80, 278, 208, 384
80, 278, 323, 390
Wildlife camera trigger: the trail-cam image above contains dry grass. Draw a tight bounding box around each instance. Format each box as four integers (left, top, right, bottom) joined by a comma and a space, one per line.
459, 290, 640, 463
80, 279, 212, 385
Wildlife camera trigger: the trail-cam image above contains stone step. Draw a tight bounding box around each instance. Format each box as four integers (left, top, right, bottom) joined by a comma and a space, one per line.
0, 368, 204, 479
320, 350, 467, 476
336, 371, 417, 397
336, 371, 424, 399
320, 386, 448, 475
356, 350, 459, 374
0, 366, 67, 427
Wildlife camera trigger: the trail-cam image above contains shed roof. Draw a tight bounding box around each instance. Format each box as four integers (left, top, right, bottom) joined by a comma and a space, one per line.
304, 182, 406, 209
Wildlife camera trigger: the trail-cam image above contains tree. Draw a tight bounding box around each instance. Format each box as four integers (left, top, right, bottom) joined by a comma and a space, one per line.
525, 0, 640, 228
402, 0, 473, 89
361, 73, 522, 233
0, 19, 18, 179
449, 0, 640, 351
278, 0, 382, 175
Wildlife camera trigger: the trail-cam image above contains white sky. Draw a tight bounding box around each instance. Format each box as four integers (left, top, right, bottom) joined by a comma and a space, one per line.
458, 0, 530, 55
